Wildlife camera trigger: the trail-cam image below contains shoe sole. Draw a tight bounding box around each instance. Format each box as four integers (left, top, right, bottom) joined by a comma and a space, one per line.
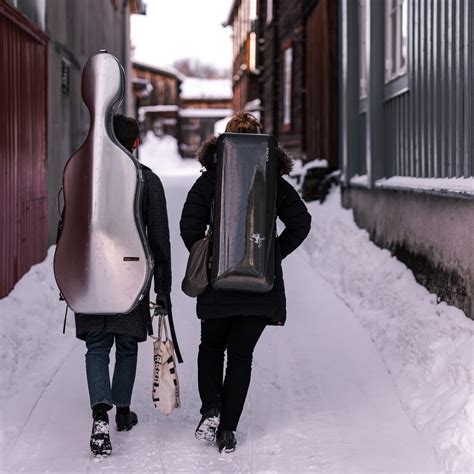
90, 439, 112, 456
195, 416, 219, 442
92, 450, 112, 457
219, 447, 236, 454
116, 420, 138, 432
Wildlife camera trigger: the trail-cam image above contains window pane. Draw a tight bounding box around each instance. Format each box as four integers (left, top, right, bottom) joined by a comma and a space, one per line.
391, 13, 397, 76
359, 0, 367, 96
400, 0, 408, 70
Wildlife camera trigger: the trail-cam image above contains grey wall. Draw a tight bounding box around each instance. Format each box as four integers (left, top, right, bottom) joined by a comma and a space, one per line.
46, 0, 133, 243
342, 187, 474, 319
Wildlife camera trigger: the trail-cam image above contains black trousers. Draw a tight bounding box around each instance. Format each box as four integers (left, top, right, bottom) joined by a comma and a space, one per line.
198, 316, 267, 431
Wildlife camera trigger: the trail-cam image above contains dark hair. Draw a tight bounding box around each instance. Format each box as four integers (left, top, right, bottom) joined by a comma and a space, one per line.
225, 111, 263, 134
113, 114, 139, 152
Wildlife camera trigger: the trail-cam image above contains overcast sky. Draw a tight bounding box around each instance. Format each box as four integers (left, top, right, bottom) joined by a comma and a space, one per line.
131, 0, 233, 71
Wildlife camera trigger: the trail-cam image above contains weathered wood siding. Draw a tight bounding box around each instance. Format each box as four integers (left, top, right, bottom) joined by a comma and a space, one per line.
305, 0, 338, 167
0, 2, 48, 298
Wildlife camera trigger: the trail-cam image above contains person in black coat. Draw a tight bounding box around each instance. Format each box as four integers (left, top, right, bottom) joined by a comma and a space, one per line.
72, 115, 171, 456
180, 112, 311, 453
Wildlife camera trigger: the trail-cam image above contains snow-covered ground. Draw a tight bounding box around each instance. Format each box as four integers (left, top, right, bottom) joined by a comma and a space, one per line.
0, 136, 472, 472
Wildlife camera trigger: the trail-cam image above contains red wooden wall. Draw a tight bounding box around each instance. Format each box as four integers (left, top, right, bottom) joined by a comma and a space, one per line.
0, 2, 48, 298
305, 0, 339, 168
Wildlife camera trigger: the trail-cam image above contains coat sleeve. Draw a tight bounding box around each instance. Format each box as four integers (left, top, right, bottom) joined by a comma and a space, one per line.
180, 176, 210, 251
276, 178, 312, 259
145, 172, 172, 296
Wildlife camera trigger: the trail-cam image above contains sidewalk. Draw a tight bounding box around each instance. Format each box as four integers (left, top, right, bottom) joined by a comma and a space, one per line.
1, 165, 441, 472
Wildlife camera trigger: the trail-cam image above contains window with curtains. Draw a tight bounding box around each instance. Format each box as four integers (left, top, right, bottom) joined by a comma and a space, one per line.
282, 45, 293, 128
385, 0, 408, 82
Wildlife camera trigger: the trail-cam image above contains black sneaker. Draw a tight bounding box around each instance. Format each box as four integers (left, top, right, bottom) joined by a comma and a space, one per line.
216, 429, 236, 453
115, 411, 138, 431
195, 408, 220, 442
90, 412, 112, 457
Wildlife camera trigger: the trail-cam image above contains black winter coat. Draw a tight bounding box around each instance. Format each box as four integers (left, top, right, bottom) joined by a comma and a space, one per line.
74, 166, 171, 342
179, 138, 311, 325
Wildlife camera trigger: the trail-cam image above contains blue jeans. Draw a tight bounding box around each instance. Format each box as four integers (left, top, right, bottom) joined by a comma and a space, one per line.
85, 331, 138, 409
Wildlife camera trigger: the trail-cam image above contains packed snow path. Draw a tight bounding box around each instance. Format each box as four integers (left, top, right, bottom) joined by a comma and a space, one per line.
1, 166, 441, 473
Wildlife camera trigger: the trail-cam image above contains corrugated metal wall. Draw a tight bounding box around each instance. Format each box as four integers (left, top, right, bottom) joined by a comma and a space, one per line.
384, 0, 473, 178
0, 3, 48, 298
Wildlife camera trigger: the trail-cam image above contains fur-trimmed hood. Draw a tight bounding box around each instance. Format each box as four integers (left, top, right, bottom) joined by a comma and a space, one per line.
196, 135, 293, 175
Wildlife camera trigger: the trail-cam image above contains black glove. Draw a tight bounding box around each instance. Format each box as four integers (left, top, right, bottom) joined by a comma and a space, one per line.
154, 295, 168, 316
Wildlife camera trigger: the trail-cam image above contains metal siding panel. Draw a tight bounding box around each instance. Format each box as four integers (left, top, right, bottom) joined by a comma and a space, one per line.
441, 0, 448, 177
420, 0, 426, 176
403, 93, 408, 176
359, 113, 367, 175
426, 0, 433, 177
414, 0, 420, 176
447, 0, 454, 177
393, 99, 398, 176
455, 0, 463, 177
397, 95, 405, 175
465, 0, 473, 176
433, 0, 440, 177
408, 0, 415, 176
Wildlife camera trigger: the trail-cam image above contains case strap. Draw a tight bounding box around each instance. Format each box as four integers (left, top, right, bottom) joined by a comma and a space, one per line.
165, 294, 183, 364
62, 304, 69, 334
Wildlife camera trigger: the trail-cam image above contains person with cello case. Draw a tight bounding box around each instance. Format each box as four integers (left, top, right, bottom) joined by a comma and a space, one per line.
57, 114, 172, 457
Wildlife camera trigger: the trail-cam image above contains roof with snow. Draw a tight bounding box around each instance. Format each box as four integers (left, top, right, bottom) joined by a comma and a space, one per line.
181, 77, 233, 101
179, 108, 233, 118
133, 61, 186, 82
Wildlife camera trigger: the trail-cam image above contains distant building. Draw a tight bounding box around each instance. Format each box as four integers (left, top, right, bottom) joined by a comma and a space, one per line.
179, 77, 233, 157
225, 0, 338, 175
133, 61, 183, 138
0, 0, 144, 299
339, 0, 473, 317
224, 0, 260, 114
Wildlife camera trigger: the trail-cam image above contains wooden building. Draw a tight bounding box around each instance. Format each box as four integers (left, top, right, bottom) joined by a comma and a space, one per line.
178, 77, 232, 157
1, 1, 48, 299
133, 61, 183, 138
339, 0, 473, 317
226, 0, 339, 171
224, 0, 261, 113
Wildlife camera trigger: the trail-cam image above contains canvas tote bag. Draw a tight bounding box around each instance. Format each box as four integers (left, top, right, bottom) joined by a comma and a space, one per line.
152, 314, 181, 415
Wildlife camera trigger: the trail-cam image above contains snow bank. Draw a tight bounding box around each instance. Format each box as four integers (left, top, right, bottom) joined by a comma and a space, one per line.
305, 189, 474, 473
0, 248, 76, 450
376, 176, 474, 195
139, 132, 201, 177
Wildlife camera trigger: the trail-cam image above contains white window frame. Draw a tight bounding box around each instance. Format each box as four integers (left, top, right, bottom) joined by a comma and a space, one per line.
282, 46, 293, 127
385, 0, 408, 83
359, 0, 367, 98
266, 0, 273, 24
